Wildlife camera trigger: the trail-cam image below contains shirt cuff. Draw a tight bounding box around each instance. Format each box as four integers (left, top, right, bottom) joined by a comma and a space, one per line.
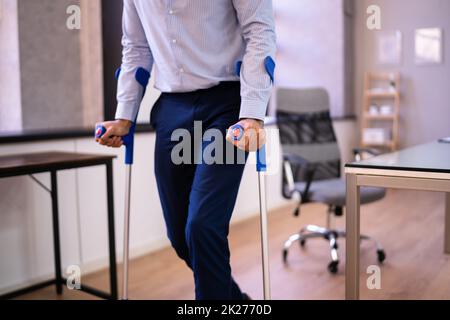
115, 101, 139, 122
239, 99, 267, 121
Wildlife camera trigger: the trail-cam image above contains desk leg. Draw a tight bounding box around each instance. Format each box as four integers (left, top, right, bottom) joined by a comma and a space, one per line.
50, 170, 63, 295
346, 173, 360, 300
106, 161, 118, 299
445, 193, 450, 254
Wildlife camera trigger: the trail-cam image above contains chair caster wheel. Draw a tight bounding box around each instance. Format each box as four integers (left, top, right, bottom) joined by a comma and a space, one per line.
377, 249, 386, 263
328, 261, 339, 274
282, 249, 288, 263
300, 239, 306, 248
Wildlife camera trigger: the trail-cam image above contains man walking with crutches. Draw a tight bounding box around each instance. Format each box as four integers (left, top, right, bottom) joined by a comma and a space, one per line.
96, 0, 276, 300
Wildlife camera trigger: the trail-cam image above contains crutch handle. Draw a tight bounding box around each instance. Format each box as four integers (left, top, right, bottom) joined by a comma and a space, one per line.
95, 123, 136, 165
94, 125, 107, 140
230, 124, 267, 172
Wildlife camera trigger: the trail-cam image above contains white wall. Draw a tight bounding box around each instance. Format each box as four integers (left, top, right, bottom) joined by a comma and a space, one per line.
273, 0, 352, 117
353, 0, 450, 147
0, 120, 355, 293
0, 0, 22, 131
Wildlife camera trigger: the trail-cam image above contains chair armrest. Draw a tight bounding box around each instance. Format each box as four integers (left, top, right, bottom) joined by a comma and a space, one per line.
283, 159, 298, 199
283, 153, 309, 166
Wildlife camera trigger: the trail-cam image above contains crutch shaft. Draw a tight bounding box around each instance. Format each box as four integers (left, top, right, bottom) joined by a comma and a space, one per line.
258, 172, 271, 300
122, 165, 132, 300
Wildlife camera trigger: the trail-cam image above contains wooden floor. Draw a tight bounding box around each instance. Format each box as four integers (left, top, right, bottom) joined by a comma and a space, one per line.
16, 189, 450, 300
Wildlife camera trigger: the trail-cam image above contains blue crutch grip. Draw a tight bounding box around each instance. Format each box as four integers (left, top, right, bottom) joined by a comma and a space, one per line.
122, 123, 136, 165
95, 123, 136, 165
256, 145, 267, 172
230, 124, 267, 173
95, 125, 107, 140
230, 124, 245, 142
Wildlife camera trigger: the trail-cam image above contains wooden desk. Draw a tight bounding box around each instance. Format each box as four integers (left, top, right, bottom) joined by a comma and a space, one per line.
0, 152, 118, 300
345, 141, 450, 299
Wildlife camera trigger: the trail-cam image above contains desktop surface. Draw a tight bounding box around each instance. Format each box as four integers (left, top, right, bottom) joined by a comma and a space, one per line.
346, 141, 450, 174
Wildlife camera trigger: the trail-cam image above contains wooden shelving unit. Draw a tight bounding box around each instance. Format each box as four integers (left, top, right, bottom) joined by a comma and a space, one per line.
361, 72, 401, 152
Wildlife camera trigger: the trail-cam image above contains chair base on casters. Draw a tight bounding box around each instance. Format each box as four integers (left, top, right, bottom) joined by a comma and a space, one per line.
282, 224, 386, 274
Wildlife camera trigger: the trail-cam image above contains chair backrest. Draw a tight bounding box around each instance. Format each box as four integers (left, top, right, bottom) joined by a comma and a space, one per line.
276, 88, 341, 195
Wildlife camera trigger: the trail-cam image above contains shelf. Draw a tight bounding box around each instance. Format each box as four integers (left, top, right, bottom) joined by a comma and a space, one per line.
366, 72, 398, 81
365, 91, 400, 98
362, 141, 395, 148
362, 71, 400, 152
363, 113, 396, 120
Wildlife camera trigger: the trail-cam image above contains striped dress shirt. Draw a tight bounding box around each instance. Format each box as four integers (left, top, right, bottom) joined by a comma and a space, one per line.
116, 0, 277, 122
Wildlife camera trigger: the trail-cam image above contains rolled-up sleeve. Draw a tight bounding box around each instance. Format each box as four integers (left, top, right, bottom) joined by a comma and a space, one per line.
115, 0, 154, 122
232, 0, 277, 121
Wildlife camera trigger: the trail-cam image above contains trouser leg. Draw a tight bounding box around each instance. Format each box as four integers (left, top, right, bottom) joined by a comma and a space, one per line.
186, 156, 246, 300
153, 83, 245, 300
153, 95, 195, 266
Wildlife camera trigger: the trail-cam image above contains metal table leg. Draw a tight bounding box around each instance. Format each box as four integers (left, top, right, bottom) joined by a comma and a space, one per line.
50, 170, 63, 295
345, 173, 360, 300
106, 161, 118, 299
445, 193, 450, 254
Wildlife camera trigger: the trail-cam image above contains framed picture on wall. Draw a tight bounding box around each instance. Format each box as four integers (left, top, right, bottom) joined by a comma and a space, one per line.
377, 31, 402, 65
415, 28, 443, 65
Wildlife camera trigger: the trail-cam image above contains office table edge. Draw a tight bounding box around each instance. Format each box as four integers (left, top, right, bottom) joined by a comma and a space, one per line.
345, 166, 450, 180
0, 153, 117, 178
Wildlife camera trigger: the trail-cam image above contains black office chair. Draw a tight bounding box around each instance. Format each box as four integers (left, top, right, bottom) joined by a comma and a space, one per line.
277, 87, 386, 274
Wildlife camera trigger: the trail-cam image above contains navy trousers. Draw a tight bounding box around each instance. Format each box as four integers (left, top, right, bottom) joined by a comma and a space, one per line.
151, 82, 247, 300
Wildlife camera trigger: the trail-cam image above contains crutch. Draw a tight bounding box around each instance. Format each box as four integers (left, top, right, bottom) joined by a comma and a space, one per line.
96, 121, 135, 300
95, 67, 150, 300
232, 56, 274, 300
230, 124, 271, 300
